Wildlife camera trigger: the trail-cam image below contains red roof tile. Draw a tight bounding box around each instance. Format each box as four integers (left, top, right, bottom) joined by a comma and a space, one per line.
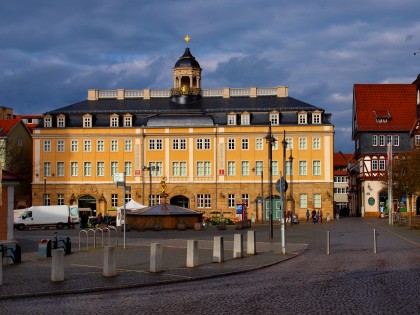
354, 84, 417, 131
0, 118, 21, 136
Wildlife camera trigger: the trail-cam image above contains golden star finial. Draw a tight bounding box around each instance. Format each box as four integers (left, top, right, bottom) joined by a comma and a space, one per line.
184, 35, 190, 45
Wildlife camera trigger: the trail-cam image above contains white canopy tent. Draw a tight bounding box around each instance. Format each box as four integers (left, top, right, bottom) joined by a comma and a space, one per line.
117, 199, 147, 226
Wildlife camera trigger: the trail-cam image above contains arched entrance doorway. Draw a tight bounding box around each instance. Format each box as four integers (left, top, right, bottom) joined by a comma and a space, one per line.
170, 195, 190, 208
265, 195, 281, 221
78, 195, 97, 216
379, 190, 388, 214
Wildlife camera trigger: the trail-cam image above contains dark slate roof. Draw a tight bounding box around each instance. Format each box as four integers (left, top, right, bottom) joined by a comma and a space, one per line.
174, 48, 201, 69
44, 96, 331, 128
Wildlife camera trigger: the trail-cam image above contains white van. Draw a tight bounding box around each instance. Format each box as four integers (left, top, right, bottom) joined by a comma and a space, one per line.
14, 205, 79, 231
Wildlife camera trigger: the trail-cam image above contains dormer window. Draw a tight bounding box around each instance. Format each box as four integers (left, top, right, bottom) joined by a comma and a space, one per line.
83, 114, 92, 128
241, 112, 250, 125
57, 115, 65, 128
228, 113, 237, 126
298, 112, 307, 124
270, 112, 279, 125
373, 110, 391, 123
123, 114, 132, 127
312, 112, 321, 124
110, 114, 119, 127
44, 116, 52, 128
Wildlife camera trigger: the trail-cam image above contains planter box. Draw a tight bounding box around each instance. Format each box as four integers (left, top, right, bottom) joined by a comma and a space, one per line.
217, 222, 226, 230
194, 222, 202, 231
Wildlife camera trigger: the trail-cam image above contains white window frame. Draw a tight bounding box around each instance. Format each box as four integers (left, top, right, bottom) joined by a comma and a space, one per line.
57, 140, 64, 152
84, 140, 92, 152
313, 160, 321, 176
372, 135, 378, 146
124, 139, 132, 152
111, 140, 118, 152
241, 138, 249, 150
299, 161, 307, 176
43, 140, 51, 152
97, 161, 105, 176
71, 140, 78, 152
97, 140, 105, 152
57, 162, 64, 177
84, 162, 92, 176
299, 137, 307, 150
299, 194, 308, 208
228, 114, 236, 125
255, 138, 263, 150
228, 161, 236, 176
298, 113, 307, 124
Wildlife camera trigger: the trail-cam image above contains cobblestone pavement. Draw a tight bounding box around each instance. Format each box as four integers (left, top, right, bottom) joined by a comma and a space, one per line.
0, 218, 419, 314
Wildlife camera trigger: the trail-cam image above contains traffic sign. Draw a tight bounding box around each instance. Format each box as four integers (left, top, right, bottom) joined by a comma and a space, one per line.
275, 178, 288, 193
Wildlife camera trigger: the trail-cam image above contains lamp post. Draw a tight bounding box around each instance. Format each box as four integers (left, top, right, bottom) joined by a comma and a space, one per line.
265, 122, 276, 239
252, 167, 264, 223
281, 132, 287, 254
43, 177, 47, 206
143, 165, 159, 206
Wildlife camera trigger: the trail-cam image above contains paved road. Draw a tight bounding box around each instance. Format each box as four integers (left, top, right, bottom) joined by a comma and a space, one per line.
1, 218, 419, 314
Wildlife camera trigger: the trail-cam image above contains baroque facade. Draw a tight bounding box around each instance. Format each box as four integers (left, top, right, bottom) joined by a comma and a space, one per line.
32, 40, 334, 221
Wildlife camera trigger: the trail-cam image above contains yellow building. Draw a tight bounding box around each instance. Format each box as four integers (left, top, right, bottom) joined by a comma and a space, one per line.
32, 40, 334, 221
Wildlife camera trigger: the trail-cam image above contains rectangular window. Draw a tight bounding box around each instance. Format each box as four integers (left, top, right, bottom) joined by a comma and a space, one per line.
172, 162, 187, 176
372, 135, 378, 146
241, 194, 249, 207
228, 161, 236, 176
228, 138, 235, 150
43, 140, 51, 152
299, 194, 307, 208
97, 162, 105, 176
299, 114, 307, 124
241, 138, 249, 150
313, 160, 321, 176
312, 137, 320, 150
71, 162, 78, 176
299, 137, 307, 150
83, 117, 91, 128
313, 113, 321, 124
43, 162, 51, 176
111, 194, 118, 208
272, 161, 278, 176
228, 194, 235, 208
241, 115, 250, 125
44, 194, 51, 206
285, 138, 293, 150
84, 140, 91, 152
270, 114, 279, 125
393, 135, 399, 146
71, 140, 78, 152
57, 194, 64, 205
387, 135, 392, 145
197, 161, 211, 176
97, 140, 105, 152
196, 194, 211, 208
255, 138, 263, 150
124, 116, 132, 127
111, 140, 118, 152
299, 161, 307, 176
416, 135, 420, 147
44, 118, 52, 127
372, 160, 378, 171
111, 116, 119, 127
241, 161, 249, 176
286, 161, 292, 176
272, 137, 279, 150
111, 161, 118, 176
57, 140, 64, 152
148, 139, 163, 150
379, 135, 385, 146
255, 161, 263, 176
84, 162, 92, 176
148, 162, 163, 176
228, 114, 236, 125
125, 193, 131, 204
125, 161, 132, 176
124, 140, 132, 152
173, 139, 187, 150
379, 160, 386, 171
314, 194, 321, 208
57, 162, 64, 176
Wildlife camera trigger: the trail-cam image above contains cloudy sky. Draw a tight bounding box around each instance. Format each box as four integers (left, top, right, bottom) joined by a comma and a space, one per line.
1, 0, 420, 153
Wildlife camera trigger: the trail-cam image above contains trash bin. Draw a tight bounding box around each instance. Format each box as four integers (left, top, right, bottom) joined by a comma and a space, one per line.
38, 239, 52, 257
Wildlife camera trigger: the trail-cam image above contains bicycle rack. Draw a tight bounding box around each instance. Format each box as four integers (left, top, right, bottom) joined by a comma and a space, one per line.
79, 226, 118, 250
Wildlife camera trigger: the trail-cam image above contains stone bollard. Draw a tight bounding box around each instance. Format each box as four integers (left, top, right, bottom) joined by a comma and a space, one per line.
233, 234, 244, 258
103, 246, 117, 277
51, 248, 65, 282
186, 240, 199, 267
247, 230, 256, 255
150, 243, 163, 273
213, 236, 224, 263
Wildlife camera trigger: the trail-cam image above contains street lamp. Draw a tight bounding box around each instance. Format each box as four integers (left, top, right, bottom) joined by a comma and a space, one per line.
252, 166, 264, 223
142, 165, 160, 206
265, 122, 276, 239
43, 177, 47, 206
